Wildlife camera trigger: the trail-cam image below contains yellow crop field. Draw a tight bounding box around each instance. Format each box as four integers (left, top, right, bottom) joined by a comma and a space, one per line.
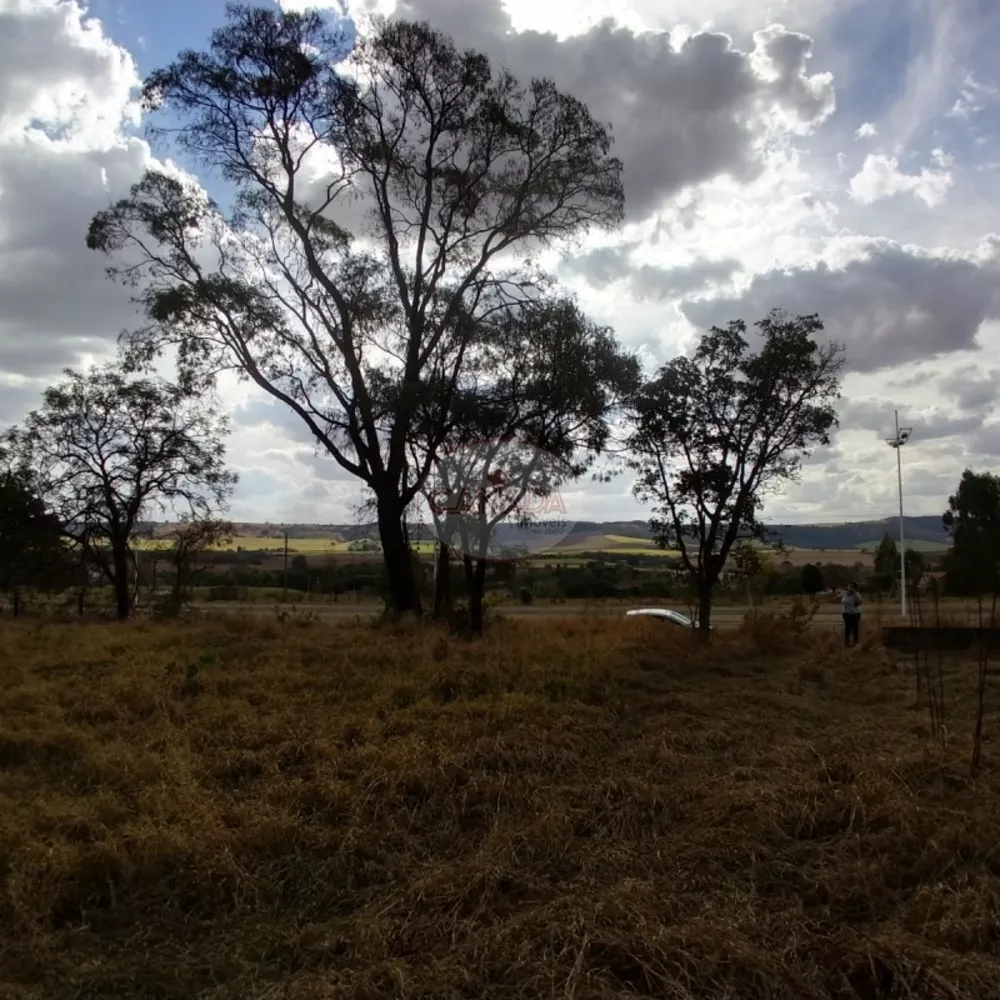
135, 536, 353, 554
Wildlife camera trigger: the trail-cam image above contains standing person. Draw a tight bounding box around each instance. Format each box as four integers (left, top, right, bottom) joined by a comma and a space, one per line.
842, 582, 862, 647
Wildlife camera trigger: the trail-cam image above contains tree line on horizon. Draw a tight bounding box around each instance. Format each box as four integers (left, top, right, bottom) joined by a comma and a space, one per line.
2, 6, 997, 634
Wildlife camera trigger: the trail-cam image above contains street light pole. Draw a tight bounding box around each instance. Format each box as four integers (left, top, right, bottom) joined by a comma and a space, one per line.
896, 412, 906, 618
886, 411, 912, 619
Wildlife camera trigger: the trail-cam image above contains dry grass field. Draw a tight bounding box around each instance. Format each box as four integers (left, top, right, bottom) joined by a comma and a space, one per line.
1, 615, 998, 999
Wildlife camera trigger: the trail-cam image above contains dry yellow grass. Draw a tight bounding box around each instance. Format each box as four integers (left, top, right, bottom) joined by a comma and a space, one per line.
1, 614, 998, 999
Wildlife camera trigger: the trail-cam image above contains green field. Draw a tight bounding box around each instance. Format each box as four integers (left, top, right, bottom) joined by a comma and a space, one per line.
542, 532, 677, 556
550, 544, 677, 556
854, 539, 949, 553
604, 533, 656, 545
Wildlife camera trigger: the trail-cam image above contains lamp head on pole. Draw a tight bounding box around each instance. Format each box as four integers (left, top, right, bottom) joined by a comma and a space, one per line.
886, 426, 912, 449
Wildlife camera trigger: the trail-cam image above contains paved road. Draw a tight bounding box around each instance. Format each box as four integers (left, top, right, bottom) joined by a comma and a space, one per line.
190, 601, 854, 631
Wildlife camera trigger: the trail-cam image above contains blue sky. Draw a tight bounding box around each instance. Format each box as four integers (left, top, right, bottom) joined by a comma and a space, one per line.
85, 0, 356, 209
0, 0, 999, 526
824, 0, 921, 122
89, 0, 240, 74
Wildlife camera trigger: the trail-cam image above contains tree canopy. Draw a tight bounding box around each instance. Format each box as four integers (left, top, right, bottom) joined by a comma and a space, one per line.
943, 469, 1000, 597
86, 5, 624, 615
872, 533, 898, 593
801, 562, 825, 596
0, 461, 74, 603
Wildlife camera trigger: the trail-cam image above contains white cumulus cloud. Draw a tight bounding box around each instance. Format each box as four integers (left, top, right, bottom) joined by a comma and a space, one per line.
849, 153, 954, 208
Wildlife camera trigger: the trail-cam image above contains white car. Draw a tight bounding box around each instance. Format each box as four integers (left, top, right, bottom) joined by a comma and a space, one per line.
625, 608, 714, 631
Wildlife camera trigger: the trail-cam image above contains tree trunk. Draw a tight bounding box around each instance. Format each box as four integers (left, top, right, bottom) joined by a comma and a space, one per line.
463, 552, 475, 598
170, 556, 184, 610
697, 583, 713, 640
12, 586, 20, 619
433, 542, 452, 619
463, 554, 489, 636
78, 558, 88, 618
112, 545, 132, 621
471, 558, 488, 636
377, 499, 422, 615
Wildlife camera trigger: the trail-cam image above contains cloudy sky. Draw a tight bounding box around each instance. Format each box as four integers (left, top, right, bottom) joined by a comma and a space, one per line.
1, 0, 998, 528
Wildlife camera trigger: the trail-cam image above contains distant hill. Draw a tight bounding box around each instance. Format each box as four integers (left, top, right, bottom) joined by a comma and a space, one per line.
547, 517, 949, 552
137, 515, 948, 551
763, 516, 948, 550
562, 520, 651, 541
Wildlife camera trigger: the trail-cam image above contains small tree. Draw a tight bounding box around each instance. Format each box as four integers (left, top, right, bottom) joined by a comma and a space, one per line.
873, 532, 898, 594
4, 367, 236, 621
163, 516, 233, 610
943, 470, 1000, 597
731, 542, 770, 611
0, 460, 75, 615
86, 6, 623, 616
418, 296, 638, 633
904, 548, 925, 591
802, 562, 825, 595
943, 469, 1000, 775
628, 310, 843, 636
